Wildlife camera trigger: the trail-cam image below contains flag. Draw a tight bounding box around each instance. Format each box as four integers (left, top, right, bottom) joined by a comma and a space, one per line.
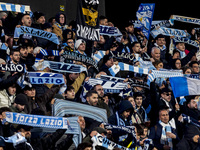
136, 3, 155, 39
169, 77, 200, 98
76, 0, 100, 41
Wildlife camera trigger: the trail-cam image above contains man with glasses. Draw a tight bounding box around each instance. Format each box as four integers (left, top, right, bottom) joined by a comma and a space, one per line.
159, 87, 180, 129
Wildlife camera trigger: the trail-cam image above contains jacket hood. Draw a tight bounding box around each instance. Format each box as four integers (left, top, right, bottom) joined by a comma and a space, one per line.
118, 100, 134, 114
55, 12, 66, 25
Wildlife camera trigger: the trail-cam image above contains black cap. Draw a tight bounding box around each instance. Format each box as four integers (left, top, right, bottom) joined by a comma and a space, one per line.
17, 125, 32, 131
14, 94, 28, 105
42, 23, 52, 30
33, 11, 45, 21
160, 87, 172, 94
103, 54, 113, 64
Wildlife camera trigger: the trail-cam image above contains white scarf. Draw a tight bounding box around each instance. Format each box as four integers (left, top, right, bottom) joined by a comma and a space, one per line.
159, 121, 173, 149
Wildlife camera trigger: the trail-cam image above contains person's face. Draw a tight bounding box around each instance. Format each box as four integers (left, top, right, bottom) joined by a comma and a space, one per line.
156, 38, 165, 47
78, 43, 86, 51
172, 52, 180, 59
192, 63, 199, 74
152, 48, 160, 61
16, 104, 25, 111
99, 36, 106, 45
159, 110, 169, 124
86, 93, 98, 106
100, 19, 108, 26
20, 48, 28, 58
24, 89, 36, 97
156, 62, 163, 70
128, 97, 135, 107
95, 85, 104, 97
176, 43, 185, 51
11, 52, 20, 63
84, 148, 92, 150
27, 46, 34, 54
188, 99, 198, 109
59, 14, 65, 24
105, 58, 114, 68
132, 43, 141, 53
103, 96, 109, 105
67, 39, 74, 49
184, 68, 192, 75
126, 25, 134, 34
37, 16, 45, 24
69, 73, 79, 81
135, 96, 143, 107
19, 128, 31, 139
7, 86, 16, 95
44, 28, 52, 32
122, 110, 131, 119
65, 89, 75, 99
175, 59, 181, 69
21, 15, 32, 27
143, 128, 148, 137
78, 116, 86, 131
161, 92, 172, 102
67, 32, 73, 39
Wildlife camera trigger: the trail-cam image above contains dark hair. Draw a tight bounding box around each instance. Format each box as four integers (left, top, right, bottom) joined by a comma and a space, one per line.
173, 49, 180, 56
77, 143, 92, 150
99, 15, 107, 20
189, 61, 199, 67
64, 85, 75, 94
155, 34, 165, 40
182, 66, 192, 74
86, 90, 98, 98
131, 41, 140, 48
0, 107, 11, 114
92, 84, 101, 91
10, 49, 20, 55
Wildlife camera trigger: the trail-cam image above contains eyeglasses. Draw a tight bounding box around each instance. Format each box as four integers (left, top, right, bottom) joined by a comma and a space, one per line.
67, 42, 74, 44
164, 92, 171, 96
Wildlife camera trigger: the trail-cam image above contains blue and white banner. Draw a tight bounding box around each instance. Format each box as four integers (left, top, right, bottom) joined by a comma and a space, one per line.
100, 75, 125, 83
170, 77, 200, 98
100, 25, 122, 37
92, 50, 106, 63
136, 3, 155, 39
109, 62, 149, 77
170, 15, 200, 26
151, 27, 188, 38
33, 60, 87, 73
0, 63, 25, 73
147, 69, 183, 86
173, 37, 199, 48
28, 72, 65, 85
0, 2, 31, 13
14, 26, 59, 45
91, 133, 130, 150
5, 112, 69, 129
53, 99, 108, 123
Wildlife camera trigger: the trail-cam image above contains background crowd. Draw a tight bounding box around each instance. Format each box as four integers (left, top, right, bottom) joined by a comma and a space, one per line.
0, 3, 200, 150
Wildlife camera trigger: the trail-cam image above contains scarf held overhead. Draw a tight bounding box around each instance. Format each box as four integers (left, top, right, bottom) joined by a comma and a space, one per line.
5, 112, 69, 129
62, 50, 98, 70
14, 26, 59, 45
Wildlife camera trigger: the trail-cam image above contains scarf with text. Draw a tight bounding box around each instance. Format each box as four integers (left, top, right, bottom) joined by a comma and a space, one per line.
62, 50, 98, 70
0, 63, 25, 73
170, 15, 200, 26
14, 26, 59, 45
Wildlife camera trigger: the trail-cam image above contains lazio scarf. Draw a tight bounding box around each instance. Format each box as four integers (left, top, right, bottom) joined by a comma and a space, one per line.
170, 15, 200, 26
14, 26, 59, 45
109, 62, 149, 77
5, 112, 69, 129
28, 72, 65, 85
0, 2, 31, 13
151, 27, 188, 39
91, 133, 130, 150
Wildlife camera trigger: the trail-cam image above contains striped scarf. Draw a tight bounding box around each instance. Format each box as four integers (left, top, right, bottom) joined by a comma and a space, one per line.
109, 62, 149, 77
52, 99, 108, 123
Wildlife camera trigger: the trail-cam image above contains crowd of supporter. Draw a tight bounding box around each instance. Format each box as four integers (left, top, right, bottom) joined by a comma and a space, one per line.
0, 5, 200, 150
